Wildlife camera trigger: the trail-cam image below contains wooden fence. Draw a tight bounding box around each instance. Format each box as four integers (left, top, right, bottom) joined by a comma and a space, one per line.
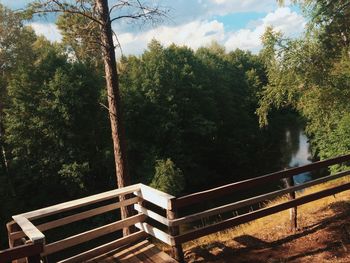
1, 154, 350, 263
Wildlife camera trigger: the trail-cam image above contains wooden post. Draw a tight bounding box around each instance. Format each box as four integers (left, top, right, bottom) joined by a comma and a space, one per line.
7, 221, 26, 263
6, 221, 44, 263
167, 203, 184, 263
26, 240, 45, 263
284, 177, 297, 232
7, 221, 21, 248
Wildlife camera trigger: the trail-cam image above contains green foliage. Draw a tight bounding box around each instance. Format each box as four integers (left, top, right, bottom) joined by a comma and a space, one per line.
119, 40, 285, 191
150, 159, 185, 196
258, 1, 350, 169
2, 36, 112, 212
56, 12, 102, 64
58, 162, 89, 194
0, 3, 297, 247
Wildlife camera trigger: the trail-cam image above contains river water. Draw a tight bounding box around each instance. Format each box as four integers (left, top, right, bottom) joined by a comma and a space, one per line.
283, 126, 312, 184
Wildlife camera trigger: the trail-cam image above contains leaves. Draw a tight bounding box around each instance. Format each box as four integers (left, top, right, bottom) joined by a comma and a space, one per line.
150, 159, 185, 196
258, 1, 350, 166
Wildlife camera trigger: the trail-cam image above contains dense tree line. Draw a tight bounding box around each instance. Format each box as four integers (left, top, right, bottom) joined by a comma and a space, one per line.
0, 3, 293, 244
119, 40, 288, 193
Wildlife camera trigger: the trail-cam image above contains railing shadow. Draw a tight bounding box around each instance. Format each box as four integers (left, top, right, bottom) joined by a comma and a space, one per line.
185, 200, 350, 262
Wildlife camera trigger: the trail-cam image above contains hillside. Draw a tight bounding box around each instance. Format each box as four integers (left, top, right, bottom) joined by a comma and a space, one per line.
182, 181, 350, 263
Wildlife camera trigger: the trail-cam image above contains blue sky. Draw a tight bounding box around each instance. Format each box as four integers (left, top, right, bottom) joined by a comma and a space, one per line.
0, 0, 306, 55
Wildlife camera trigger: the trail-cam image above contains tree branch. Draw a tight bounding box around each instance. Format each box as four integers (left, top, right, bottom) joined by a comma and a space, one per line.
30, 0, 103, 26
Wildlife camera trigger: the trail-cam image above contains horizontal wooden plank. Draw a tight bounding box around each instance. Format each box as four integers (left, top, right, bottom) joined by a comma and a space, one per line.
7, 221, 22, 248
135, 222, 174, 246
0, 243, 43, 262
43, 213, 146, 256
12, 216, 45, 244
58, 230, 148, 263
134, 204, 170, 226
113, 242, 141, 263
174, 154, 350, 208
10, 197, 142, 241
170, 169, 350, 226
137, 184, 175, 210
19, 184, 141, 220
39, 196, 142, 232
140, 241, 178, 263
174, 182, 350, 244
103, 239, 176, 263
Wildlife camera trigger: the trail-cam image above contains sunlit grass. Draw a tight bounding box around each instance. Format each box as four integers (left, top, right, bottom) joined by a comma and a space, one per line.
182, 175, 350, 250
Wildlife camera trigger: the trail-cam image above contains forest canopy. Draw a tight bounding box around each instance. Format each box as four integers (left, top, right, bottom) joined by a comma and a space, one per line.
1, 0, 350, 246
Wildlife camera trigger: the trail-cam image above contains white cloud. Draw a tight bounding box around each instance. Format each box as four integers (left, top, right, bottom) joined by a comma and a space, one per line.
117, 20, 225, 55
116, 7, 305, 55
29, 22, 62, 42
114, 0, 278, 33
224, 7, 305, 52
263, 7, 305, 37
20, 4, 305, 56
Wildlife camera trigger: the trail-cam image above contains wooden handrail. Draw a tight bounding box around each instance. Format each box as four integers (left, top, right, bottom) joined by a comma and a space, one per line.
0, 243, 43, 262
169, 169, 350, 226
134, 204, 170, 226
135, 222, 174, 246
57, 231, 148, 263
174, 154, 350, 208
43, 213, 146, 256
12, 215, 45, 244
136, 184, 175, 210
19, 184, 141, 220
174, 182, 350, 243
10, 196, 142, 240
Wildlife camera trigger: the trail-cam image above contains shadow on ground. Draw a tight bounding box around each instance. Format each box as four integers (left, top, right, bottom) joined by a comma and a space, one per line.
185, 200, 350, 263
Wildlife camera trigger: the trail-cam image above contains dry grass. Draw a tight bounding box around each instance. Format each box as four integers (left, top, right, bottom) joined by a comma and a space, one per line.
184, 176, 350, 250
178, 176, 350, 262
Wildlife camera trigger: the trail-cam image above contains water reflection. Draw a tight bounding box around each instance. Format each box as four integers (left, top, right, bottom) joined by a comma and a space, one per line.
283, 126, 312, 184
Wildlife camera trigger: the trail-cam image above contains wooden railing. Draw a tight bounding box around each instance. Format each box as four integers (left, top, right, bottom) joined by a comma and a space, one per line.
168, 153, 350, 257
3, 184, 176, 263
2, 154, 350, 263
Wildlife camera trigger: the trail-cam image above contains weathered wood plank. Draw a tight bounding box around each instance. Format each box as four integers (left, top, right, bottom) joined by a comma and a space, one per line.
6, 221, 23, 249
170, 169, 350, 226
143, 244, 178, 263
127, 241, 154, 263
167, 208, 184, 263
137, 184, 175, 210
11, 197, 142, 241
93, 240, 178, 263
110, 240, 148, 262
174, 154, 350, 208
174, 182, 350, 243
39, 196, 141, 231
43, 213, 146, 256
58, 230, 147, 263
134, 204, 170, 226
12, 216, 45, 244
0, 243, 43, 262
141, 243, 168, 262
19, 184, 141, 220
135, 222, 174, 246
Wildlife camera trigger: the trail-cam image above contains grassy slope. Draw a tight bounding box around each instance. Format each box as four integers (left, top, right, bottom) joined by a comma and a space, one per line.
181, 177, 350, 263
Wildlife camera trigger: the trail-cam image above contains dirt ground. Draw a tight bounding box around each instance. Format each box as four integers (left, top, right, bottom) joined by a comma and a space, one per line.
183, 198, 350, 263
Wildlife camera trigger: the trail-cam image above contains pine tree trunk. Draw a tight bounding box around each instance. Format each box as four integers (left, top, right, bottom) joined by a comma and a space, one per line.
95, 0, 132, 236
